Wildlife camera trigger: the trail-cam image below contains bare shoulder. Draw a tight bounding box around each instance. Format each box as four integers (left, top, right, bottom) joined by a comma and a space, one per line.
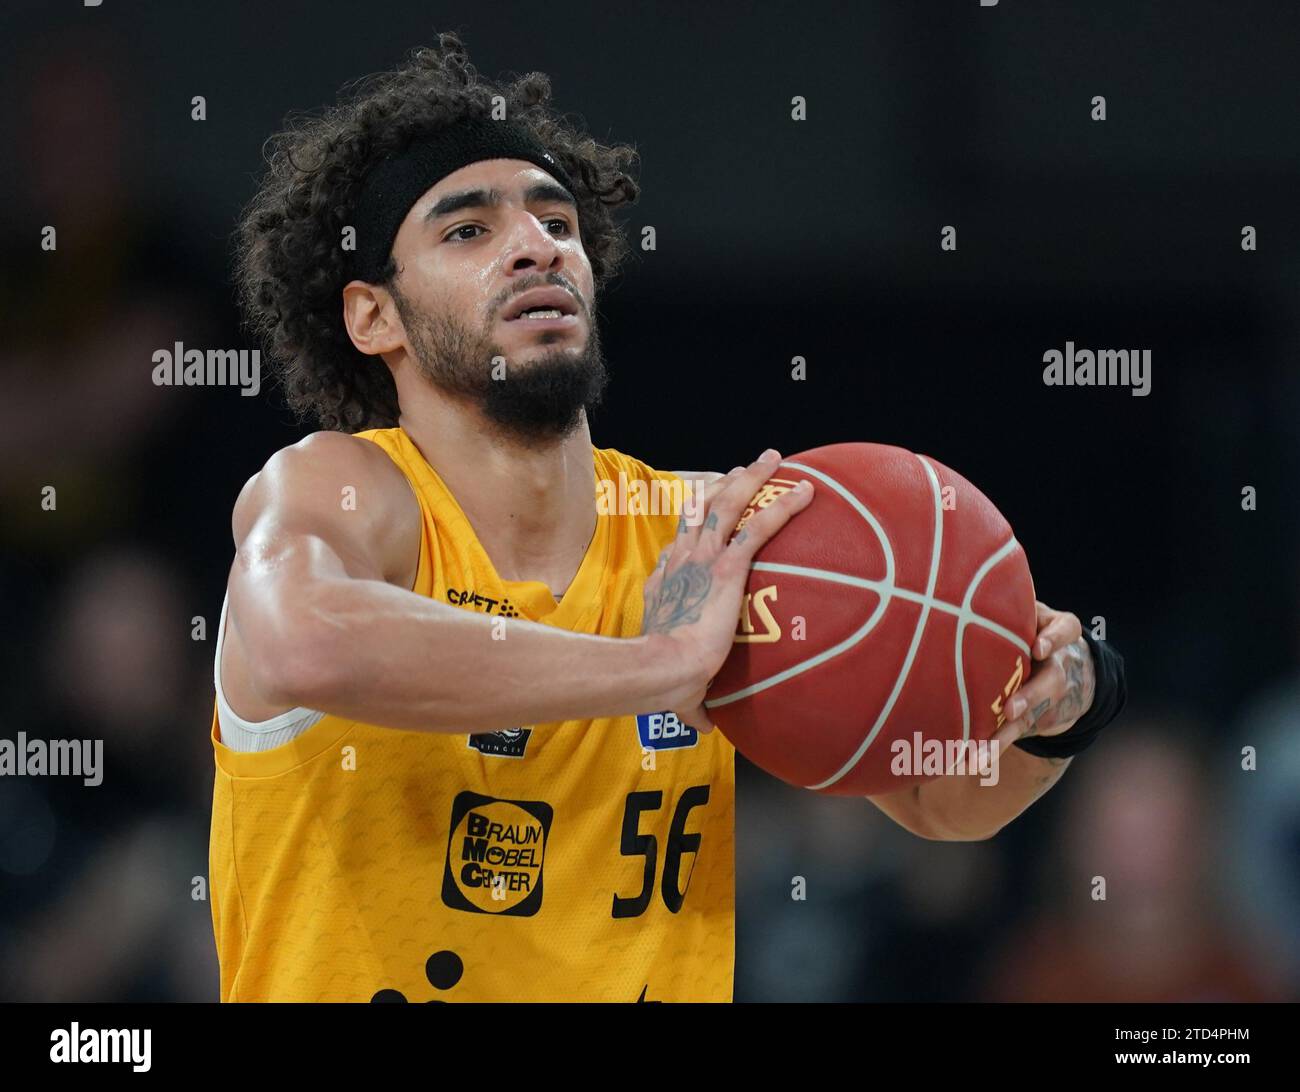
233, 431, 406, 531
232, 431, 419, 583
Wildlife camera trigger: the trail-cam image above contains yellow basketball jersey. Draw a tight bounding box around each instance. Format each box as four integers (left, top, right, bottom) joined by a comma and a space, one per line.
208, 427, 736, 1002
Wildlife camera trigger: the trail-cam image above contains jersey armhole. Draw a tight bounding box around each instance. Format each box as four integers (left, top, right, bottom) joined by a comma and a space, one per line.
352, 430, 427, 594
214, 593, 325, 752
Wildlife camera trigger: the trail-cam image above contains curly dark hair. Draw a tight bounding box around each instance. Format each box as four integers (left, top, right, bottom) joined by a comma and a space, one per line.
233, 32, 639, 432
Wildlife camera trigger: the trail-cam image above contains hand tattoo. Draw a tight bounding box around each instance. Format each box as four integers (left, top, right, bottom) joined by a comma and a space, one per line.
1024, 698, 1051, 736
1053, 638, 1095, 726
642, 563, 712, 634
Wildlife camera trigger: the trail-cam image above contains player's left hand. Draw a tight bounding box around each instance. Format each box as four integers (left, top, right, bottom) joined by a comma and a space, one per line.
991, 601, 1096, 749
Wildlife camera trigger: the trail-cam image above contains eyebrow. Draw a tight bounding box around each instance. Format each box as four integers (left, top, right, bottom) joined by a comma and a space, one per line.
424, 181, 577, 225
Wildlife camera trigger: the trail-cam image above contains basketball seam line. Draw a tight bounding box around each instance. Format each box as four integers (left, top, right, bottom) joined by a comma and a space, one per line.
954, 535, 1025, 745
806, 454, 945, 791
704, 458, 899, 709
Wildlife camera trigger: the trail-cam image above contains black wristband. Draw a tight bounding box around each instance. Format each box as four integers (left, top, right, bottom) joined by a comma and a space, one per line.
1014, 630, 1126, 759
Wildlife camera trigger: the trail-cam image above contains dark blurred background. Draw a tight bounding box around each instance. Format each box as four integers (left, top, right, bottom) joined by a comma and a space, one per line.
1, 0, 1296, 1001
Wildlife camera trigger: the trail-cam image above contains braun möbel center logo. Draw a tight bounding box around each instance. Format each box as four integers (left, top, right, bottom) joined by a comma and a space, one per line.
442, 791, 552, 916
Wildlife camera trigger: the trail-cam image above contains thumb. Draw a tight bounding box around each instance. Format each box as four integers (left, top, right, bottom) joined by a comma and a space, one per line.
675, 704, 715, 735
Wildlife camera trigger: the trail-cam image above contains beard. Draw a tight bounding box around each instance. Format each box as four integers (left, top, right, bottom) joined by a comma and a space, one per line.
391, 282, 608, 448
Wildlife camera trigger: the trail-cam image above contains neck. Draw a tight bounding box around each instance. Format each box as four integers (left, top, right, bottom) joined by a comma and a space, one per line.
397, 393, 597, 596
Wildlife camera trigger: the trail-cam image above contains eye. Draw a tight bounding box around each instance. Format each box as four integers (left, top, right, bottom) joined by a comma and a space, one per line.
445, 224, 485, 243
543, 217, 572, 237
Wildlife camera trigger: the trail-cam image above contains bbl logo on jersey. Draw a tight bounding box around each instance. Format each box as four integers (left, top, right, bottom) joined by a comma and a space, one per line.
443, 791, 552, 917
636, 711, 698, 750
467, 727, 532, 758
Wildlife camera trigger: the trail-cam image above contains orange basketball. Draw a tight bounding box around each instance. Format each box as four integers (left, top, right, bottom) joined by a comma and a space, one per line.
706, 443, 1037, 796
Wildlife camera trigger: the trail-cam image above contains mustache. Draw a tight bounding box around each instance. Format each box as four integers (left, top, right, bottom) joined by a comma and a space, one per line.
494, 273, 587, 319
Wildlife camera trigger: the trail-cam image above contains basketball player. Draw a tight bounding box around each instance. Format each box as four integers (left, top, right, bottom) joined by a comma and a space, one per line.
213, 34, 1126, 1001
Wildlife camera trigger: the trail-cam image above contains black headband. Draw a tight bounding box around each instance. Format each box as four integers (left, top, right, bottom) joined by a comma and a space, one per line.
347, 114, 577, 283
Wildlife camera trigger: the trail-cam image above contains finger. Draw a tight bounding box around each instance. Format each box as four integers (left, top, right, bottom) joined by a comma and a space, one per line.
683, 468, 742, 528
1033, 609, 1082, 660
677, 466, 748, 548
698, 450, 788, 551
670, 506, 703, 553
1031, 601, 1056, 658
996, 662, 1066, 744
725, 478, 813, 564
991, 720, 1024, 750
714, 467, 746, 492
675, 705, 714, 734
993, 700, 1050, 748
1003, 658, 1066, 724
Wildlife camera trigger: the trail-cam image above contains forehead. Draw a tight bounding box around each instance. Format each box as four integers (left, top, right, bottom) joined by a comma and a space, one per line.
408, 159, 568, 218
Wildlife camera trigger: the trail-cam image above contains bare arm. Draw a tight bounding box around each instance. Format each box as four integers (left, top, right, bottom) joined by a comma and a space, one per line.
867, 749, 1074, 841
226, 438, 809, 736
867, 606, 1094, 840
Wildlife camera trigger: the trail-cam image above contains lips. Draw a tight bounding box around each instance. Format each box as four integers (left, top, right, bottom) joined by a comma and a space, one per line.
502, 287, 579, 322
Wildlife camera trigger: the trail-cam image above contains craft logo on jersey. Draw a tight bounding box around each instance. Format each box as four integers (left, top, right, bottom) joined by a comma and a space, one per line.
443, 791, 552, 916
467, 727, 533, 758
447, 587, 520, 618
636, 711, 698, 750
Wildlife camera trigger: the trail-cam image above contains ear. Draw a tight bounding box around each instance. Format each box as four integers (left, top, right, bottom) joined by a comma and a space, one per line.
342, 280, 405, 357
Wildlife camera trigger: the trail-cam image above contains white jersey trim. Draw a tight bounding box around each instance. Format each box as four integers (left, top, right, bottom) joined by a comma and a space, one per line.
214, 593, 325, 753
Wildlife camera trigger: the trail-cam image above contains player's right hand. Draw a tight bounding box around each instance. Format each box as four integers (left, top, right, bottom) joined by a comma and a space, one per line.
639, 449, 813, 734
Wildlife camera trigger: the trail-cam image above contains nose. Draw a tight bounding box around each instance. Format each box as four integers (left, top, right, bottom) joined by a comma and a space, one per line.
501, 209, 564, 276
